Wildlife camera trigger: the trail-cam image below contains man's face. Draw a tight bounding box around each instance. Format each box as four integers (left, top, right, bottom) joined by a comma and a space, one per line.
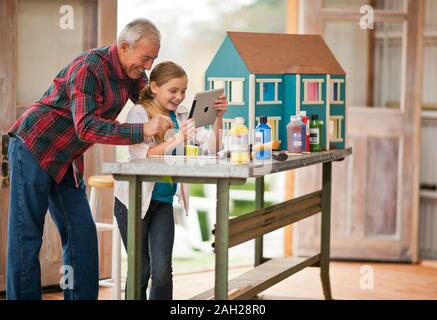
118, 37, 160, 79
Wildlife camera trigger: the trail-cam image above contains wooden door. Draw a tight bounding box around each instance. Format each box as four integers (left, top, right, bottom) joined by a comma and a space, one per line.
0, 0, 117, 292
0, 0, 18, 293
295, 0, 424, 262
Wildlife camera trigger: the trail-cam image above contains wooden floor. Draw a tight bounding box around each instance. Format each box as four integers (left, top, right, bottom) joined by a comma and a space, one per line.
40, 261, 437, 300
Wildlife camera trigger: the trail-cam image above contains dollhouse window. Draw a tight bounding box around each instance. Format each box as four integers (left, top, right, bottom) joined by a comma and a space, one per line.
303, 79, 324, 104
230, 80, 244, 104
329, 115, 344, 142
256, 79, 282, 104
331, 79, 344, 104
208, 78, 244, 105
263, 83, 275, 101
308, 82, 319, 100
211, 80, 225, 90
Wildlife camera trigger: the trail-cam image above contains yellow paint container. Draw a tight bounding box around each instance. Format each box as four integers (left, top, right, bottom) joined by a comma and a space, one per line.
185, 145, 199, 157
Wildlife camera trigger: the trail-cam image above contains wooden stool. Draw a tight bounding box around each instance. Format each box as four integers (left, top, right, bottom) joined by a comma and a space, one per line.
88, 174, 122, 300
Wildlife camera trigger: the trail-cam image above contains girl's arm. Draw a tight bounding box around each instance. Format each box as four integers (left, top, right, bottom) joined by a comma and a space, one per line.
208, 115, 223, 154
207, 95, 227, 154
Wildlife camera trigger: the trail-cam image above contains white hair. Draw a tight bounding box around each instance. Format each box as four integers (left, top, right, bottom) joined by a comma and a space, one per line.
117, 18, 161, 46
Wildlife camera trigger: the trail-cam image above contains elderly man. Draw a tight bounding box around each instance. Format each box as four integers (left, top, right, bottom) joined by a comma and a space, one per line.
6, 18, 174, 300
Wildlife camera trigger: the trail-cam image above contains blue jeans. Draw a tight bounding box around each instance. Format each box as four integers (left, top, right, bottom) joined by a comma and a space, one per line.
6, 136, 98, 300
114, 197, 174, 300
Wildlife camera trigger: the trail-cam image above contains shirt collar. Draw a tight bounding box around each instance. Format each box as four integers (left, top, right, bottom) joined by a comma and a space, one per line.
109, 44, 128, 80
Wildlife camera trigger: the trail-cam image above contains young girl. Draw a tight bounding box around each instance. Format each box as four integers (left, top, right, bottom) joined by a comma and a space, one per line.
113, 61, 227, 300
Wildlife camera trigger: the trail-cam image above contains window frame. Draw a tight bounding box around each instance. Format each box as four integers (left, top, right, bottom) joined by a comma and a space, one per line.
208, 77, 245, 106
256, 78, 282, 105
329, 115, 344, 142
302, 78, 325, 105
331, 78, 345, 104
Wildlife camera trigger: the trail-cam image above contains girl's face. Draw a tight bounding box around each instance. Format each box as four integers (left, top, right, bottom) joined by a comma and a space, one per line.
151, 76, 188, 112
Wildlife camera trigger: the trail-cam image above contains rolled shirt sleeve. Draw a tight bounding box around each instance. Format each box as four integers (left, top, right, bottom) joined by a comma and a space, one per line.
70, 66, 144, 145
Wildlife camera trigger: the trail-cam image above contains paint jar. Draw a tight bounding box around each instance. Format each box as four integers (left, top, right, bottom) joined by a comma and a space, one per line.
185, 144, 199, 156
287, 115, 304, 154
229, 117, 249, 164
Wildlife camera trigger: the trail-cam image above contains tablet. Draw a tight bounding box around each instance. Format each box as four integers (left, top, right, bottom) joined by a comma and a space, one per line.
188, 88, 224, 128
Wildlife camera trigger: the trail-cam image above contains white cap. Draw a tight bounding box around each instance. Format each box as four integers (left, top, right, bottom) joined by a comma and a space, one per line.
290, 115, 295, 122
235, 117, 244, 125
300, 111, 307, 117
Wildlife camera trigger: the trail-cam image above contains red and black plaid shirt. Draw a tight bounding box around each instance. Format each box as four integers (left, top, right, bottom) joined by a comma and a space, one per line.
9, 44, 146, 185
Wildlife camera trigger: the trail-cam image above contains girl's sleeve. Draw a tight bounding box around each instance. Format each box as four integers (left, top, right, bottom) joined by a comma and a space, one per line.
125, 105, 157, 160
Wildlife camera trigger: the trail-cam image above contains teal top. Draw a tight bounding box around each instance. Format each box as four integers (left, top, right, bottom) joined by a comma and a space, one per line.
151, 111, 179, 203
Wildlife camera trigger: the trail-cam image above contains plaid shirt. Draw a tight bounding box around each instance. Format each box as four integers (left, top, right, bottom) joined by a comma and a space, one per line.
9, 44, 146, 185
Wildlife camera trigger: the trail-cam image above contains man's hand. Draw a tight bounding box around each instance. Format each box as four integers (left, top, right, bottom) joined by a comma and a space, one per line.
143, 114, 174, 138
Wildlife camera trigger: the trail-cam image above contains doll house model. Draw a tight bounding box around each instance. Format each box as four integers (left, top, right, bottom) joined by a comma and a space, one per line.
205, 31, 347, 150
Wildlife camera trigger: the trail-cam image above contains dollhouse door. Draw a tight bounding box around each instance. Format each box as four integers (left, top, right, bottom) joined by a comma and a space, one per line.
294, 0, 424, 262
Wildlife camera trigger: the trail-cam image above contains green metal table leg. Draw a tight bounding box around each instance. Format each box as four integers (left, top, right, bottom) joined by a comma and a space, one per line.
127, 176, 143, 300
254, 176, 265, 266
320, 162, 333, 300
215, 179, 230, 300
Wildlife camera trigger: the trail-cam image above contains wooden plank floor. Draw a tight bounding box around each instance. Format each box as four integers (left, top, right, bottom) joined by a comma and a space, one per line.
38, 261, 437, 300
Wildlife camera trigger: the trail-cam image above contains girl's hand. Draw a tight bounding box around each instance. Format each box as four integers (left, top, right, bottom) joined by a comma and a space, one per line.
175, 119, 195, 144
213, 94, 228, 117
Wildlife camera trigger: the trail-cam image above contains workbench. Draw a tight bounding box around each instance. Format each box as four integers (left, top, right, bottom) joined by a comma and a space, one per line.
103, 148, 352, 300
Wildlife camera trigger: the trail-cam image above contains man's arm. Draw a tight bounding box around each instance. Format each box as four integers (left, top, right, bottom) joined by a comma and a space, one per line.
69, 66, 144, 145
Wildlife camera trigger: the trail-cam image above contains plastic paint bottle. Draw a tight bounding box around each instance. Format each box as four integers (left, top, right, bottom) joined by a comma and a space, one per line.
300, 111, 310, 152
230, 117, 250, 164
310, 114, 322, 152
255, 116, 272, 160
287, 116, 303, 154
295, 115, 305, 153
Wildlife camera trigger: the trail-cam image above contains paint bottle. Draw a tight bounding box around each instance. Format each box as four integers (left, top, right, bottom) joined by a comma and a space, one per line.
300, 111, 310, 152
287, 115, 303, 153
229, 117, 249, 164
295, 115, 306, 153
310, 114, 323, 152
255, 116, 272, 160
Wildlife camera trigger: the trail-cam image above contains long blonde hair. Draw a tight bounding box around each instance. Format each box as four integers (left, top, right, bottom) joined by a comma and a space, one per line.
139, 61, 187, 142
